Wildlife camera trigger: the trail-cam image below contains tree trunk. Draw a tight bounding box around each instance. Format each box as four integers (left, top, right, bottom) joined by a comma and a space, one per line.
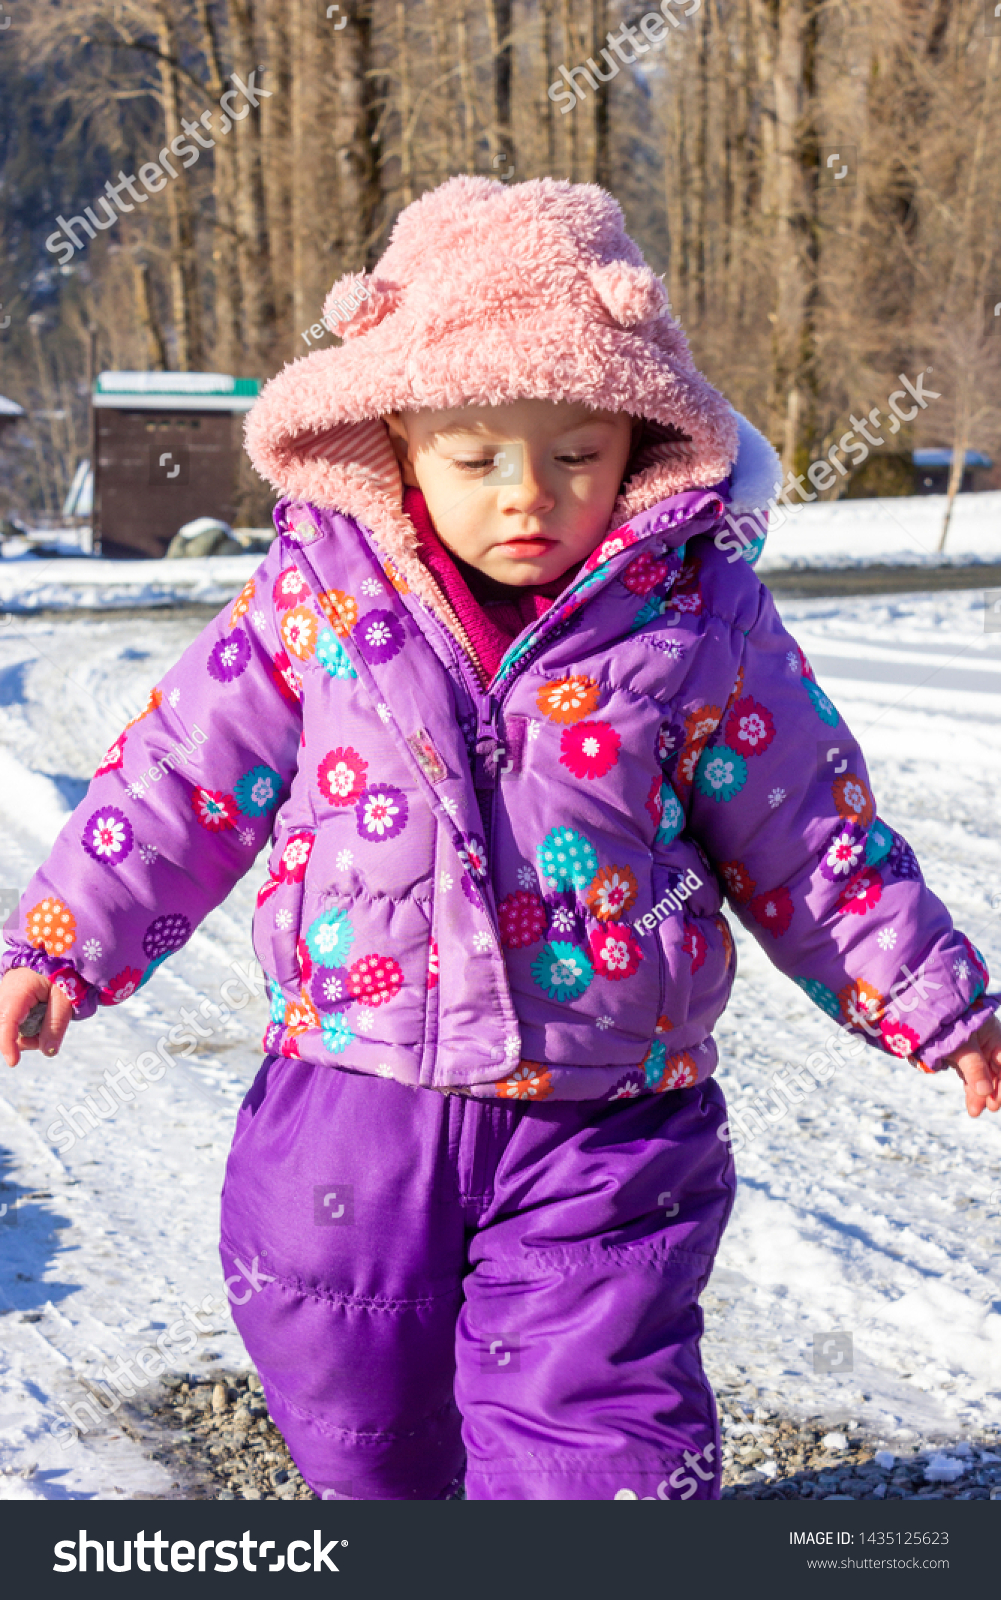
397, 2, 414, 205
133, 259, 169, 372
486, 0, 513, 177
330, 1, 381, 269
227, 0, 275, 367
156, 6, 204, 371
194, 0, 241, 372
456, 8, 477, 173
261, 0, 292, 339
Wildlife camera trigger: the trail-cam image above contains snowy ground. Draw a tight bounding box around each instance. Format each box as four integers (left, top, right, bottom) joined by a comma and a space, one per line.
0, 581, 1000, 1500
756, 489, 1001, 571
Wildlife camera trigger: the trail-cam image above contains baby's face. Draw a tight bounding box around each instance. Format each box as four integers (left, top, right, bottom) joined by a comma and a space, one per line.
385, 400, 634, 587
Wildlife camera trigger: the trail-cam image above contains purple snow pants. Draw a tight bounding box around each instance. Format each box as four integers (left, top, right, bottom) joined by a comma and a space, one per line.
219, 1057, 735, 1501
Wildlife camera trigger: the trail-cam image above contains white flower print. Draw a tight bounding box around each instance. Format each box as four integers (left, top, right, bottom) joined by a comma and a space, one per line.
364, 619, 393, 649
168, 686, 181, 708
237, 827, 255, 847
439, 871, 454, 892
551, 906, 576, 934
527, 720, 541, 742
319, 974, 344, 1004
335, 849, 354, 871
786, 649, 800, 673
768, 787, 786, 809
82, 938, 103, 960
660, 640, 685, 661
376, 1062, 395, 1078
504, 1036, 521, 1063
356, 1008, 376, 1033
377, 703, 392, 723
89, 814, 128, 859
596, 1016, 614, 1031
877, 927, 898, 951
275, 908, 293, 931
138, 843, 158, 865
953, 957, 971, 984
217, 638, 243, 671
361, 579, 384, 596
517, 865, 538, 890
251, 609, 267, 630
472, 932, 493, 953
441, 796, 459, 818
126, 782, 145, 802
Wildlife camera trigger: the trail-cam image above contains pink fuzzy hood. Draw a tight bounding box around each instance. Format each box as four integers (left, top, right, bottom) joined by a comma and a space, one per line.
244, 175, 741, 605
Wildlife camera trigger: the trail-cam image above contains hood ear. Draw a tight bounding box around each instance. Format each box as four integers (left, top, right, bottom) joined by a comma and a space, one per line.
589, 262, 670, 328
322, 274, 403, 338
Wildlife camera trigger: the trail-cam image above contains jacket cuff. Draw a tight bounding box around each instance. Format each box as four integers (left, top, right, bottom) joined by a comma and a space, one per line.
913, 993, 1000, 1072
0, 942, 100, 1020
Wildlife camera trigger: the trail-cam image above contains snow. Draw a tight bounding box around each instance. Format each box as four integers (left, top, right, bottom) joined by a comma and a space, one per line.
756, 490, 1001, 571
0, 552, 261, 615
0, 580, 1000, 1499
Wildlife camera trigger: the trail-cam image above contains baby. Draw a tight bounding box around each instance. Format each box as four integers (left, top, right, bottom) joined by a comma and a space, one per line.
1, 177, 998, 1503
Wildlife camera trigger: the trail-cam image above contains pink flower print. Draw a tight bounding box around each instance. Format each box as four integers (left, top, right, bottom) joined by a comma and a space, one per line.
207, 627, 252, 682
356, 786, 408, 842
880, 1017, 920, 1057
82, 807, 133, 866
836, 869, 883, 917
718, 860, 755, 905
191, 788, 238, 831
499, 890, 547, 949
589, 924, 643, 981
277, 831, 314, 882
583, 526, 637, 571
273, 565, 310, 610
427, 938, 440, 990
458, 836, 488, 880
348, 953, 404, 1006
726, 695, 775, 757
100, 966, 143, 1006
622, 551, 669, 596
317, 747, 368, 807
749, 885, 794, 937
682, 922, 707, 973
94, 735, 126, 776
271, 649, 302, 704
645, 773, 664, 826
559, 721, 621, 780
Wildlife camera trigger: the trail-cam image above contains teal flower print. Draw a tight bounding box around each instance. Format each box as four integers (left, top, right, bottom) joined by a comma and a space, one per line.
655, 785, 685, 843
531, 940, 594, 1001
864, 817, 894, 867
695, 745, 748, 803
642, 1039, 667, 1089
306, 908, 355, 968
316, 627, 357, 679
794, 976, 841, 1019
804, 678, 838, 726
536, 827, 599, 891
234, 764, 282, 817
321, 1012, 355, 1054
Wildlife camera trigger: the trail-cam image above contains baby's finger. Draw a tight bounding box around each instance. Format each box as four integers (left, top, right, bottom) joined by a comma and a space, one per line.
36, 986, 74, 1058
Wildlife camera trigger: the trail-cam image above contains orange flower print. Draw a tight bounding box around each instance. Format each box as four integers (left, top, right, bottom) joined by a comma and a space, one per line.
684, 704, 722, 744
26, 896, 76, 956
655, 1014, 673, 1034
536, 674, 600, 725
383, 558, 410, 595
657, 1051, 698, 1091
281, 605, 318, 662
833, 772, 874, 827
317, 588, 359, 637
716, 915, 734, 965
498, 1062, 554, 1100
677, 742, 704, 787
838, 978, 884, 1031
124, 685, 163, 732
284, 994, 320, 1035
229, 577, 255, 628
586, 865, 639, 921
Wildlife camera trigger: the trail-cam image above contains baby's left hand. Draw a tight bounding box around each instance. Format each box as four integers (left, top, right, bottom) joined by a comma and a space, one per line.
945, 1015, 1001, 1117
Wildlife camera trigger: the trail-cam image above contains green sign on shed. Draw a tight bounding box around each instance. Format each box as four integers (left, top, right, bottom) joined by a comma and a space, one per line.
92, 372, 260, 559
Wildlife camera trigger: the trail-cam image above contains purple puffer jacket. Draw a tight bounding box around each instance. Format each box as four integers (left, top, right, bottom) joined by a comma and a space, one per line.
1, 485, 994, 1102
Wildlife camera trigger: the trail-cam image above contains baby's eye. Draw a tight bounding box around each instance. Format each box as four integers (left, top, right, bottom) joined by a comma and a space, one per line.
453, 457, 500, 472
556, 451, 599, 465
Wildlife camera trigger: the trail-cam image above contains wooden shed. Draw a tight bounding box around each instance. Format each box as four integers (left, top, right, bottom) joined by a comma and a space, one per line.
92, 372, 260, 559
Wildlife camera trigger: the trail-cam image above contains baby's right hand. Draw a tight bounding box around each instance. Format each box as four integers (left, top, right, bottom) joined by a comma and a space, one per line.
0, 969, 73, 1067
